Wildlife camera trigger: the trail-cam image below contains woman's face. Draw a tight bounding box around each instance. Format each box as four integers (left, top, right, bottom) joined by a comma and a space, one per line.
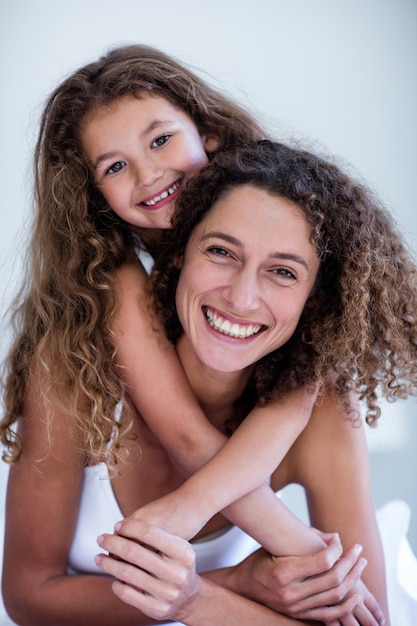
175, 184, 320, 374
79, 94, 219, 230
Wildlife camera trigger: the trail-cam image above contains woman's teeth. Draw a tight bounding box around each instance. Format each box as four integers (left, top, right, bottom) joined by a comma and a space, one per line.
143, 181, 180, 206
205, 308, 263, 339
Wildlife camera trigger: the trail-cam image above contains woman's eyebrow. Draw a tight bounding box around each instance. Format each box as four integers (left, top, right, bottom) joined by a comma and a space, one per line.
200, 232, 310, 270
200, 232, 241, 247
268, 251, 309, 270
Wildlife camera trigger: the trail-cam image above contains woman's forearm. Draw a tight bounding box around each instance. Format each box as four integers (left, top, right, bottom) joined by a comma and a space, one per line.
170, 577, 306, 626
4, 573, 163, 626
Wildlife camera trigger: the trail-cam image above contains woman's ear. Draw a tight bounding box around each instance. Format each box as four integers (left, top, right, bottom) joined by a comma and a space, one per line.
202, 133, 221, 153
173, 254, 184, 269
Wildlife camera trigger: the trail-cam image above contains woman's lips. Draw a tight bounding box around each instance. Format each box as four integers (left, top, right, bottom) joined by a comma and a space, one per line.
203, 306, 265, 339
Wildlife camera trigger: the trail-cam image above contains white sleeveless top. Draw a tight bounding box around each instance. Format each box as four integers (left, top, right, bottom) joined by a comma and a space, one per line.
67, 461, 261, 574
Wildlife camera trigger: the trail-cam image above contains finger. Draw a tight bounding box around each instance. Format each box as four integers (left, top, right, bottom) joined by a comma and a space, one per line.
339, 612, 360, 626
272, 534, 344, 582
350, 599, 384, 626
285, 555, 367, 616
364, 590, 386, 625
300, 592, 361, 623
285, 545, 365, 609
111, 577, 179, 622
98, 529, 194, 589
96, 550, 164, 595
115, 518, 194, 563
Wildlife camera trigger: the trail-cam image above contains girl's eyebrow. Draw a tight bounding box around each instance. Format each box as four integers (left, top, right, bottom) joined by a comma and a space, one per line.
92, 119, 174, 171
200, 231, 310, 271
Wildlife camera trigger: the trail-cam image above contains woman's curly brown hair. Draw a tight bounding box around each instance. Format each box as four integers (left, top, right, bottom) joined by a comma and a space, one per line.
0, 45, 266, 468
149, 141, 417, 425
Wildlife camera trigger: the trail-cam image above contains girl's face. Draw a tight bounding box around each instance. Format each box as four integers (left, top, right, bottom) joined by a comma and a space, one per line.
175, 184, 320, 374
80, 94, 220, 230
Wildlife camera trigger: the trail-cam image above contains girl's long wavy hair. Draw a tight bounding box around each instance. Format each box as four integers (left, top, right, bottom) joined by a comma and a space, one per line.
0, 45, 265, 468
150, 141, 417, 426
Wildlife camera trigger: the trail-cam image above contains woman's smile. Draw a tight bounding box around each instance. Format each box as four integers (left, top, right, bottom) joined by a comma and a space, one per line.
203, 306, 266, 340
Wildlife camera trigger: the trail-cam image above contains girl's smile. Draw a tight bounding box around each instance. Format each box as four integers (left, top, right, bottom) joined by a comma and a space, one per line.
175, 184, 320, 376
80, 94, 219, 230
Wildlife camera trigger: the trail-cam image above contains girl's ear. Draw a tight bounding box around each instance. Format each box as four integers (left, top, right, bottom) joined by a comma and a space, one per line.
202, 133, 221, 153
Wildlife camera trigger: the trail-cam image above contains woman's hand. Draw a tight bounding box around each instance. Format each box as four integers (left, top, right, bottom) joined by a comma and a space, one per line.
325, 579, 386, 626
95, 519, 202, 622
225, 532, 385, 625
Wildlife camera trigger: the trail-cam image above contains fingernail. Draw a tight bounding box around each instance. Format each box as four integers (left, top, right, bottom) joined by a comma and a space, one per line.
359, 557, 368, 571
114, 521, 122, 532
354, 544, 363, 556
94, 555, 101, 566
97, 534, 104, 546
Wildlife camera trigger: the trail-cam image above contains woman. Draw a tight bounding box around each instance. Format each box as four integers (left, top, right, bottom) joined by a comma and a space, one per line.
96, 140, 417, 625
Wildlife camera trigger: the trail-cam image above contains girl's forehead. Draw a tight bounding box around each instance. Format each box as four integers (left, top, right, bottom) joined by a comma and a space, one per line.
90, 91, 184, 116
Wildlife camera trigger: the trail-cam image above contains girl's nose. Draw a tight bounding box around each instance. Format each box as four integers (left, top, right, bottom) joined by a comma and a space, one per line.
134, 159, 163, 187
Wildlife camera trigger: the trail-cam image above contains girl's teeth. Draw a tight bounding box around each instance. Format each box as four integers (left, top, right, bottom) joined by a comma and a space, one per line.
205, 308, 263, 339
143, 181, 180, 206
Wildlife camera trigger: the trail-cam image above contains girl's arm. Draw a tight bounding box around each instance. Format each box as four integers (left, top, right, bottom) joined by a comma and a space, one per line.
114, 261, 324, 556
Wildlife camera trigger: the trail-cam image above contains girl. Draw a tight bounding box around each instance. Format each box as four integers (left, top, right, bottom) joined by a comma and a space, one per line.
1, 45, 392, 625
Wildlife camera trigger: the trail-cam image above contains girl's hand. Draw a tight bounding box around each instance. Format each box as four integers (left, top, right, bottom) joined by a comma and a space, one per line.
229, 533, 385, 624
95, 519, 201, 622
128, 486, 205, 541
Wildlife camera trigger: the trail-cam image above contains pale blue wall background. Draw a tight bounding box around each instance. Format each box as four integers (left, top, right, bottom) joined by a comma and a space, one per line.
0, 1, 416, 621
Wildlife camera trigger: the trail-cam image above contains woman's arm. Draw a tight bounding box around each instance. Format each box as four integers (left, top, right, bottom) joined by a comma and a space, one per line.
282, 390, 389, 624
114, 262, 324, 556
2, 364, 164, 626
240, 389, 389, 624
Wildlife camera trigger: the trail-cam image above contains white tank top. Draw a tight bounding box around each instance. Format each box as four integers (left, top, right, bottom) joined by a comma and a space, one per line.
67, 461, 261, 575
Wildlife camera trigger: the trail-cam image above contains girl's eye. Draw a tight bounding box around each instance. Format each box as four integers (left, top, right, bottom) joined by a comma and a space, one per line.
151, 134, 170, 148
105, 161, 126, 175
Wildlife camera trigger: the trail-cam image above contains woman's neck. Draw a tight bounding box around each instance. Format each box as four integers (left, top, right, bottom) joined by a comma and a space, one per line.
176, 335, 253, 431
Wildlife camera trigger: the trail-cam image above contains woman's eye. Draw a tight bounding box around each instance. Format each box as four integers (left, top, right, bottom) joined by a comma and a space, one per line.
151, 134, 170, 148
272, 267, 296, 280
207, 246, 231, 258
105, 161, 126, 175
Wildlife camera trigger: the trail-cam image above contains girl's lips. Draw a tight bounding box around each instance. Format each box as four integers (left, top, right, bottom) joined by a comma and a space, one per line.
203, 306, 266, 340
139, 179, 181, 211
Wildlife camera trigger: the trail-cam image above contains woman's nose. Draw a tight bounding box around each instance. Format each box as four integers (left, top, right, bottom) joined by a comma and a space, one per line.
222, 269, 261, 312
